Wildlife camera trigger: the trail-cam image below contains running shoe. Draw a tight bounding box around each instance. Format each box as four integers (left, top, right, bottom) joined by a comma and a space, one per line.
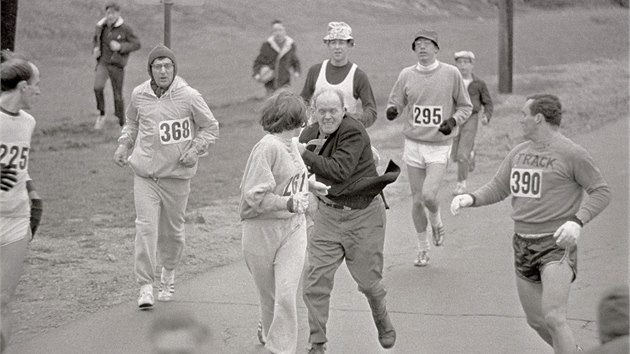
414, 250, 430, 267
93, 114, 106, 130
158, 267, 175, 302
138, 285, 154, 309
256, 320, 266, 345
307, 343, 326, 354
469, 150, 476, 172
431, 224, 445, 247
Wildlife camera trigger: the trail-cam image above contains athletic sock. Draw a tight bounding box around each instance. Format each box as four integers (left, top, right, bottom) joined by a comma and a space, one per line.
428, 207, 442, 227
417, 232, 430, 251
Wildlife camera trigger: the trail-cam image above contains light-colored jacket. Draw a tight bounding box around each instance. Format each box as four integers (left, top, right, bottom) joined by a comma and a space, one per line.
118, 76, 219, 179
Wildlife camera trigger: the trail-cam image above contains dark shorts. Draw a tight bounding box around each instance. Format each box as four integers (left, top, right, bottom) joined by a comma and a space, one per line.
512, 233, 577, 284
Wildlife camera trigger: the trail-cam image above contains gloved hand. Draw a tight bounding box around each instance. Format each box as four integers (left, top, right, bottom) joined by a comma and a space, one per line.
1, 164, 17, 191
553, 220, 581, 248
287, 192, 310, 214
30, 198, 43, 240
438, 118, 457, 135
450, 194, 474, 215
386, 106, 398, 121
113, 145, 129, 167
179, 146, 199, 168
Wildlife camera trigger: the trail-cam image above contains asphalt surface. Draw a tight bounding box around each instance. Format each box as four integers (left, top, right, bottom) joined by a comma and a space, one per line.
8, 119, 628, 353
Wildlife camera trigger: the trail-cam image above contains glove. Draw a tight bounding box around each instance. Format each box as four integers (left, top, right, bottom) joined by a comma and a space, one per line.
179, 146, 199, 168
553, 220, 581, 248
113, 145, 129, 167
287, 192, 310, 214
450, 194, 474, 215
386, 106, 398, 121
438, 118, 456, 135
1, 164, 18, 191
30, 198, 43, 240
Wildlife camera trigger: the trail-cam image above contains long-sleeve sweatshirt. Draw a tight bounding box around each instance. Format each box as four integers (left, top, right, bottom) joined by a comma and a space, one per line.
468, 74, 493, 120
387, 61, 473, 143
239, 134, 308, 220
301, 61, 377, 128
118, 76, 219, 180
470, 132, 610, 234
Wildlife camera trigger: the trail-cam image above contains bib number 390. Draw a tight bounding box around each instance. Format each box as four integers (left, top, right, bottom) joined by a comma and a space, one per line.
159, 117, 192, 145
510, 168, 542, 198
413, 105, 442, 127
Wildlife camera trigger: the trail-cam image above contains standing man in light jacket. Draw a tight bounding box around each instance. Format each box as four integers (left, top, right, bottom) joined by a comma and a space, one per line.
92, 1, 141, 130
385, 29, 472, 267
114, 45, 219, 310
253, 20, 301, 96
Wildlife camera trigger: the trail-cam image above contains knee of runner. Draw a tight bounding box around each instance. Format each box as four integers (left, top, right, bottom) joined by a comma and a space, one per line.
421, 191, 439, 206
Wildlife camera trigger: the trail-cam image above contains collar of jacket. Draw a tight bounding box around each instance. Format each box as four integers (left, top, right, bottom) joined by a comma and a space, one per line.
96, 16, 124, 28
142, 76, 189, 98
267, 36, 294, 58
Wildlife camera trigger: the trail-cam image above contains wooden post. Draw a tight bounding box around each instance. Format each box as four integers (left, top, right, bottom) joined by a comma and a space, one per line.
498, 0, 513, 93
1, 0, 19, 51
163, 0, 173, 48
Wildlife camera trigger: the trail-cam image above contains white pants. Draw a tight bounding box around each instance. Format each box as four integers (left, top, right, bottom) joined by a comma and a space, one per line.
242, 214, 307, 354
133, 176, 190, 286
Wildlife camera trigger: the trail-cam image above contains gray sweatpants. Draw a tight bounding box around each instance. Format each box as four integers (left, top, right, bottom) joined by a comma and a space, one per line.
133, 175, 190, 286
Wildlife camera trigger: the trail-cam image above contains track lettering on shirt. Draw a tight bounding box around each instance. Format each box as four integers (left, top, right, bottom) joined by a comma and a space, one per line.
159, 117, 192, 145
510, 168, 542, 198
412, 105, 443, 127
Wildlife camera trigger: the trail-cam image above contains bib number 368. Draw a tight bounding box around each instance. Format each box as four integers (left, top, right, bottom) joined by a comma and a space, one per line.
510, 168, 542, 198
159, 117, 192, 145
413, 105, 442, 127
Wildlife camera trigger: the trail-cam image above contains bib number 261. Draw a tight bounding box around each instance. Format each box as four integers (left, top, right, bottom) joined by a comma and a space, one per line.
510, 168, 542, 198
159, 118, 192, 145
413, 105, 442, 127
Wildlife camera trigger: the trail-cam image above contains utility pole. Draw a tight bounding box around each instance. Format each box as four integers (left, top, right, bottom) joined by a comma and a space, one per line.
1, 0, 19, 51
498, 0, 513, 93
163, 0, 173, 48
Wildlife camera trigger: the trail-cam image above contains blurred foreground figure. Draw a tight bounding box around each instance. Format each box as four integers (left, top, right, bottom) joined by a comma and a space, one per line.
148, 308, 210, 354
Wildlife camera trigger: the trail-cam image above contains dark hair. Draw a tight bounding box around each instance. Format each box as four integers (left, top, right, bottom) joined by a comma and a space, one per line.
527, 94, 562, 127
148, 309, 209, 344
105, 2, 120, 11
259, 89, 307, 133
271, 19, 283, 26
1, 51, 33, 92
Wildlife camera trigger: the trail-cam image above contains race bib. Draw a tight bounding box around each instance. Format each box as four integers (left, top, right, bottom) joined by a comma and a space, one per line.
282, 172, 307, 196
510, 168, 542, 198
0, 143, 29, 170
159, 117, 192, 145
413, 105, 443, 127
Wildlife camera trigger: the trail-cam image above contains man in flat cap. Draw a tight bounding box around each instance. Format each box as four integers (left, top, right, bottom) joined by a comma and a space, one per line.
451, 50, 493, 196
301, 21, 377, 128
385, 29, 472, 267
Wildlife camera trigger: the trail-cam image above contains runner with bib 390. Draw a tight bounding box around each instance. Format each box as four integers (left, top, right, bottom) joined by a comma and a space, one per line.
385, 28, 472, 267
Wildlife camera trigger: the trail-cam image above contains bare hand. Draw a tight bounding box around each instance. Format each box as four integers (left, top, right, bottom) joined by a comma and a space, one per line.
113, 145, 129, 167
109, 40, 121, 52
93, 47, 101, 59
481, 114, 489, 126
179, 147, 199, 168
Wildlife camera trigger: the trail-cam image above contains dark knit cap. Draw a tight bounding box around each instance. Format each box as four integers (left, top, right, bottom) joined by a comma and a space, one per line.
598, 285, 630, 344
147, 45, 177, 79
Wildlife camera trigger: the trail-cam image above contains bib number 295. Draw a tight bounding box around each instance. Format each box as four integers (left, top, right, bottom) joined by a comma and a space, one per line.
413, 105, 442, 127
510, 168, 542, 198
159, 118, 192, 145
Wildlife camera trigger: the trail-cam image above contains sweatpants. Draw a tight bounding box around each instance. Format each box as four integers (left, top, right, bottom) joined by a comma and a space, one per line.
303, 197, 387, 344
242, 214, 307, 354
133, 175, 190, 286
451, 113, 479, 181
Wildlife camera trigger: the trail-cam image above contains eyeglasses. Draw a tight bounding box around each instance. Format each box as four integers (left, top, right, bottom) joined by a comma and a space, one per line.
151, 63, 174, 71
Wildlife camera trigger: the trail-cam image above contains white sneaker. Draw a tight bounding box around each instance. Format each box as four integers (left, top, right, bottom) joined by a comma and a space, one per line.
414, 250, 430, 267
138, 284, 154, 309
158, 268, 175, 302
94, 115, 106, 130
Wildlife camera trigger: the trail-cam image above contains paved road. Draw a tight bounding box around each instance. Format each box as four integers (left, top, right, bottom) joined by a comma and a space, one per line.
8, 119, 628, 353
